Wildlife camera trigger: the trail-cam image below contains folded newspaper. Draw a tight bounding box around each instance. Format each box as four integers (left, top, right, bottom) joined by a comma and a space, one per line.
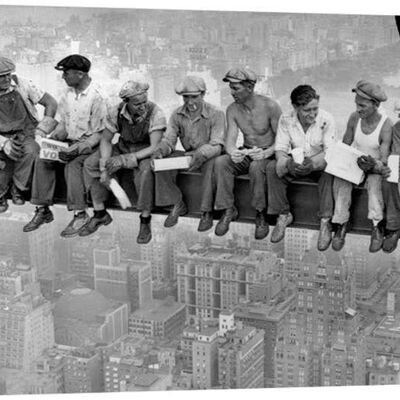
39, 138, 69, 162
151, 156, 192, 171
387, 155, 400, 183
325, 141, 365, 185
109, 178, 132, 209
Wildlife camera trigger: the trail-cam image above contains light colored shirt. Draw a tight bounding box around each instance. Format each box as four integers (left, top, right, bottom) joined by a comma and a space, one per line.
0, 76, 45, 122
275, 108, 336, 157
162, 101, 225, 159
105, 101, 167, 134
58, 81, 107, 141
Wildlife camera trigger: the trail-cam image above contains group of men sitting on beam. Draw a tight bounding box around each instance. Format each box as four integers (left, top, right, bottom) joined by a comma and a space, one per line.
1, 53, 400, 253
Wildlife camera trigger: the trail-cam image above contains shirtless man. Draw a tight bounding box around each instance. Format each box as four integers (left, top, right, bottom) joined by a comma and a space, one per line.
214, 67, 282, 239
331, 80, 392, 252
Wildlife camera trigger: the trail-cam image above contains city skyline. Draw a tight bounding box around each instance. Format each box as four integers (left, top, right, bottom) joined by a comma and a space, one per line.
1, 2, 400, 396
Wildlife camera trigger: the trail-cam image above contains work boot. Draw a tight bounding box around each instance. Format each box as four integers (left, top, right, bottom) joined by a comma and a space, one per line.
198, 212, 213, 232
317, 218, 332, 251
254, 209, 269, 240
270, 212, 293, 243
382, 230, 400, 253
23, 206, 54, 232
0, 196, 8, 213
164, 200, 187, 228
11, 185, 25, 205
215, 207, 238, 236
137, 215, 152, 244
332, 222, 347, 251
369, 224, 384, 253
60, 211, 90, 238
78, 210, 113, 237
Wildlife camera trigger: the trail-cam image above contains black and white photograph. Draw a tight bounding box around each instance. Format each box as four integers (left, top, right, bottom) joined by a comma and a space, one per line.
0, 0, 400, 397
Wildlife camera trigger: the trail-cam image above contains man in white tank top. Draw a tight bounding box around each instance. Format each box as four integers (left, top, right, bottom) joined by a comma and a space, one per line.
331, 80, 392, 252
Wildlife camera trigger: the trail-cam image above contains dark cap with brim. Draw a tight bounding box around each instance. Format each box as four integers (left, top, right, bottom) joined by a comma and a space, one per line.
55, 54, 91, 73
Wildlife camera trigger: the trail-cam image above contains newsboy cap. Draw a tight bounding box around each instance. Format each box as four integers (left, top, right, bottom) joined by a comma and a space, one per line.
222, 67, 257, 84
0, 56, 16, 76
175, 76, 206, 95
352, 80, 387, 103
119, 81, 149, 99
55, 54, 91, 73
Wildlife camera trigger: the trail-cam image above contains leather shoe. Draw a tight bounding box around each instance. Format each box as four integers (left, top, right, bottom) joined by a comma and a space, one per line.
23, 207, 54, 232
369, 225, 383, 253
0, 196, 8, 213
78, 211, 112, 237
60, 212, 90, 238
198, 212, 213, 232
271, 212, 293, 243
137, 215, 152, 244
215, 207, 238, 236
254, 210, 269, 240
164, 201, 187, 228
332, 222, 347, 251
11, 185, 25, 205
382, 230, 400, 253
317, 218, 332, 251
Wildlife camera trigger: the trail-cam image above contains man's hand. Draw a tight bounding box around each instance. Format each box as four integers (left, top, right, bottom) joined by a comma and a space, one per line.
294, 157, 314, 176
381, 165, 392, 179
59, 145, 79, 162
188, 151, 207, 172
247, 147, 265, 161
357, 155, 376, 173
3, 138, 24, 161
151, 147, 164, 160
287, 157, 301, 176
231, 149, 246, 164
105, 156, 124, 175
100, 170, 110, 186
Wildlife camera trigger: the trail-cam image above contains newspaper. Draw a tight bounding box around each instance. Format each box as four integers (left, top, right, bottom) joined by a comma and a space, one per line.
387, 155, 399, 183
39, 138, 69, 163
325, 141, 365, 185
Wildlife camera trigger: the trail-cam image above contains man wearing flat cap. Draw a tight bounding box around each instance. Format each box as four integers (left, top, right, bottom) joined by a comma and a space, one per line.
214, 67, 282, 239
331, 80, 392, 253
82, 80, 166, 244
23, 54, 107, 238
381, 101, 400, 253
0, 56, 57, 213
152, 75, 225, 231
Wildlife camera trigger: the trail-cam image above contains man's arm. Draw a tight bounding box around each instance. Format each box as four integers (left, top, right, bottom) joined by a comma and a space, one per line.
262, 101, 282, 159
342, 113, 358, 145
134, 130, 164, 160
38, 92, 57, 117
155, 113, 179, 157
225, 104, 239, 155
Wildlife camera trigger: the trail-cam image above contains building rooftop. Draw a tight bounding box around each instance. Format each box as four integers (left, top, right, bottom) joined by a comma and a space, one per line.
130, 299, 185, 322
373, 315, 400, 339
53, 287, 124, 322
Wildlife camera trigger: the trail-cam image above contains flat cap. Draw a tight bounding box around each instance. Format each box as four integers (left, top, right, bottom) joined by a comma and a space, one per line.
222, 67, 257, 84
119, 81, 149, 99
55, 54, 91, 73
175, 76, 206, 95
0, 56, 16, 76
352, 80, 387, 103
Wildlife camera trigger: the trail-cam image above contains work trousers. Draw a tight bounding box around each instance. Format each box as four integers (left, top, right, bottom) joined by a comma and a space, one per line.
382, 180, 400, 231
0, 134, 39, 197
84, 147, 154, 212
266, 160, 334, 218
214, 154, 272, 211
31, 154, 89, 211
332, 174, 383, 224
155, 151, 216, 212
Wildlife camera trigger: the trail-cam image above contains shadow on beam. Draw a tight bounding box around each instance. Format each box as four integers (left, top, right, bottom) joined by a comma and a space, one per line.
51, 168, 372, 235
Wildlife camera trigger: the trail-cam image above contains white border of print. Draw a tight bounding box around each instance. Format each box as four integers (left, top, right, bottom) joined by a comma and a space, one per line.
2, 1, 399, 400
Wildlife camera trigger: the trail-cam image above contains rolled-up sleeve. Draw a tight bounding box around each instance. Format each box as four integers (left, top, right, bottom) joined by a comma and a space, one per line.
89, 93, 107, 134
161, 112, 180, 152
104, 102, 120, 134
149, 105, 167, 133
275, 115, 291, 154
